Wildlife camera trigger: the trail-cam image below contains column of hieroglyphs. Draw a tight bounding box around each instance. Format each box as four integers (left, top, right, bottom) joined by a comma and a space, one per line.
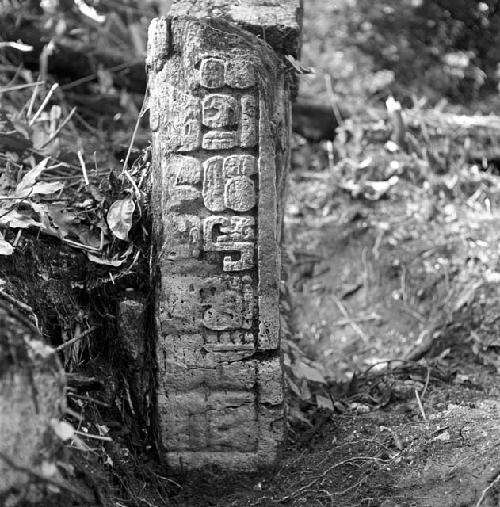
147, 1, 302, 470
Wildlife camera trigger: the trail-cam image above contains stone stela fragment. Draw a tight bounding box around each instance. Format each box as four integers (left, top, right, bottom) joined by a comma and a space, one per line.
147, 0, 302, 470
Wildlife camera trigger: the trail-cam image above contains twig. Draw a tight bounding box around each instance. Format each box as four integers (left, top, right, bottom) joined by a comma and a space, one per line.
405, 322, 444, 362
420, 366, 431, 400
64, 406, 84, 421
27, 82, 40, 118
60, 60, 142, 91
55, 327, 95, 352
152, 472, 182, 489
333, 313, 382, 327
399, 304, 426, 323
386, 96, 407, 149
361, 359, 426, 377
121, 86, 148, 213
0, 81, 44, 93
475, 472, 500, 507
66, 373, 104, 391
333, 295, 369, 343
74, 430, 112, 442
414, 388, 427, 423
0, 289, 40, 335
0, 288, 35, 316
280, 456, 388, 503
325, 140, 335, 172
36, 106, 77, 150
0, 41, 33, 52
121, 168, 142, 212
406, 329, 437, 361
324, 74, 343, 128
77, 150, 89, 185
121, 87, 148, 174
29, 83, 59, 126
60, 237, 101, 253
69, 393, 111, 408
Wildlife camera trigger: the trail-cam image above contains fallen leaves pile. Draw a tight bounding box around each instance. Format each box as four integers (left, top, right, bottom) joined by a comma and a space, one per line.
0, 82, 149, 266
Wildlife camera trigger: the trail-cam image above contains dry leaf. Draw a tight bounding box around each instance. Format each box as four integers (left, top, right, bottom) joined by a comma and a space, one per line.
288, 407, 313, 427
30, 180, 64, 195
286, 375, 302, 397
291, 361, 327, 384
15, 158, 49, 197
316, 394, 334, 411
0, 234, 13, 255
0, 209, 40, 229
107, 198, 135, 240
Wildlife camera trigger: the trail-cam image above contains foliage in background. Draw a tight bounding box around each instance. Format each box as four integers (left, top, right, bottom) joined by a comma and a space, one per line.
303, 0, 500, 107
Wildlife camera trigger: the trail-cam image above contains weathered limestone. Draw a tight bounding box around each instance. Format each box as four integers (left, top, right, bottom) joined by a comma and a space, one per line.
166, 0, 303, 57
0, 295, 65, 493
147, 0, 301, 471
117, 297, 149, 425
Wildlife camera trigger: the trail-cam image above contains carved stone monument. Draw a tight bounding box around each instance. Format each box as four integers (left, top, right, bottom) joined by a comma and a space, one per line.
147, 0, 302, 470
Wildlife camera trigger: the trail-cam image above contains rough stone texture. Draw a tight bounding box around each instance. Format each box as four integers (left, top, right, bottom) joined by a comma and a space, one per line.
148, 10, 297, 470
165, 0, 303, 57
117, 297, 149, 424
0, 295, 65, 493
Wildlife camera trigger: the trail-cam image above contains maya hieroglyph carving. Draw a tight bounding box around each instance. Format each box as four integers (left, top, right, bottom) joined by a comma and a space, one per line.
148, 17, 291, 470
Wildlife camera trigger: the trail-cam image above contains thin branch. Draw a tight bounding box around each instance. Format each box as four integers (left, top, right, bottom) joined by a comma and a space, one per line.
420, 366, 431, 400
77, 150, 89, 185
414, 387, 428, 423
36, 106, 77, 150
74, 430, 112, 442
324, 73, 344, 128
0, 81, 44, 93
280, 456, 389, 503
60, 60, 142, 91
333, 295, 369, 343
29, 83, 59, 126
54, 327, 95, 352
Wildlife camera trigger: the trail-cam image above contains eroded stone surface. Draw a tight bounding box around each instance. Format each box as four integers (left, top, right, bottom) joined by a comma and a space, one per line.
148, 14, 295, 470
117, 297, 149, 423
0, 297, 65, 493
166, 0, 303, 57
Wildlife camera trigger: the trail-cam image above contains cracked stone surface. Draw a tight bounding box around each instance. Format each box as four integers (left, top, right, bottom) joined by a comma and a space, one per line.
148, 5, 300, 470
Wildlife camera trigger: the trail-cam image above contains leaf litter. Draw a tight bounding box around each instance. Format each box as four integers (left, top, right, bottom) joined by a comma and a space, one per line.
0, 82, 149, 268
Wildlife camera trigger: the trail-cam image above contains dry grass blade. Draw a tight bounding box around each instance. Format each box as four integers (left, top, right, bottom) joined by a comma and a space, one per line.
0, 81, 43, 93
333, 295, 369, 343
55, 327, 95, 353
77, 150, 89, 185
414, 388, 428, 422
36, 106, 77, 150
29, 83, 59, 126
